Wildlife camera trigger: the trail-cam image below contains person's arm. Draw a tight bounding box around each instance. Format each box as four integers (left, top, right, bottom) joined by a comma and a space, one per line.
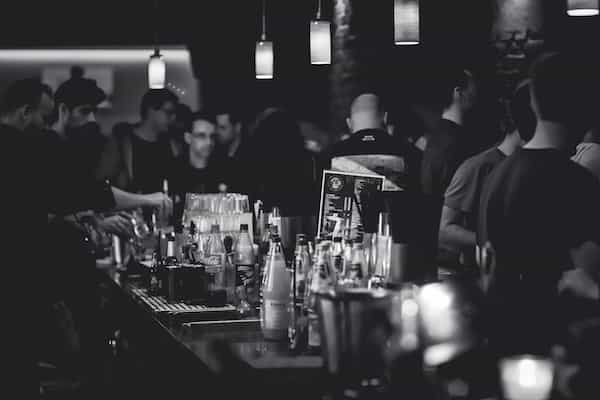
111, 187, 172, 215
439, 158, 478, 251
439, 205, 476, 251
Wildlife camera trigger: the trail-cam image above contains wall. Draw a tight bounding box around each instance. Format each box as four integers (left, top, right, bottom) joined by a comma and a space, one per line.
0, 47, 199, 134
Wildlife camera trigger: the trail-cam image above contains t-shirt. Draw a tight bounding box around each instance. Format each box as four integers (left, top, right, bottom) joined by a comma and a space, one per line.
444, 147, 506, 233
478, 148, 600, 294
421, 119, 478, 200
572, 142, 600, 182
130, 133, 174, 194
328, 128, 420, 192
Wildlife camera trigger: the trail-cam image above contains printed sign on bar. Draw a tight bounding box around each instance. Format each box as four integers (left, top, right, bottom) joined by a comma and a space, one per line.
317, 170, 384, 239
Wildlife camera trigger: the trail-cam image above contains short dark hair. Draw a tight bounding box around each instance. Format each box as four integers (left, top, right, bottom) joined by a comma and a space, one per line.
55, 77, 106, 109
140, 89, 178, 119
0, 78, 53, 115
215, 107, 242, 124
191, 110, 216, 126
439, 68, 473, 109
509, 79, 536, 142
530, 52, 598, 128
175, 103, 193, 133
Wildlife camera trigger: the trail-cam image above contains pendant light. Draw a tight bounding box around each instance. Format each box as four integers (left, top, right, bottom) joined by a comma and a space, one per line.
394, 0, 420, 45
310, 0, 331, 65
567, 0, 599, 16
148, 0, 166, 88
256, 0, 274, 79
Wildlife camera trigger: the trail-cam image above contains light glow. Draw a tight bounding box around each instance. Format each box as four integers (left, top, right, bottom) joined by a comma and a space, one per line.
394, 0, 420, 45
255, 41, 274, 80
310, 21, 331, 65
567, 0, 599, 16
148, 52, 166, 89
500, 356, 554, 400
0, 48, 191, 64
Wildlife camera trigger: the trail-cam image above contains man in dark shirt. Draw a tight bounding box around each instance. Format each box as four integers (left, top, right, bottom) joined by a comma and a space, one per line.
440, 80, 535, 269
96, 88, 179, 194
477, 52, 600, 354
171, 112, 230, 223
421, 69, 479, 199
0, 79, 172, 397
327, 93, 428, 281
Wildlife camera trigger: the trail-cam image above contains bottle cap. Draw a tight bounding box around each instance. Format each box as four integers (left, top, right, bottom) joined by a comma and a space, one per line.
240, 224, 249, 232
272, 234, 281, 243
333, 236, 342, 243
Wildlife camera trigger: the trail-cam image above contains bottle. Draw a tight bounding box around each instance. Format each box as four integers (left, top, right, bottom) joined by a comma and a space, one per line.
331, 236, 344, 278
148, 250, 160, 296
260, 236, 291, 340
307, 242, 333, 354
293, 235, 311, 307
340, 238, 365, 288
235, 224, 257, 315
164, 232, 178, 266
205, 224, 227, 301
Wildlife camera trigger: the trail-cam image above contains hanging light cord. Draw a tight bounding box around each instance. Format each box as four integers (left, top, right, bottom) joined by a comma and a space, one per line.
261, 0, 267, 41
316, 0, 322, 19
153, 0, 160, 54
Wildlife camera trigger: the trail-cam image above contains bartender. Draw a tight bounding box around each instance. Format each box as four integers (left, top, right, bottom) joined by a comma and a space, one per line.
0, 78, 172, 396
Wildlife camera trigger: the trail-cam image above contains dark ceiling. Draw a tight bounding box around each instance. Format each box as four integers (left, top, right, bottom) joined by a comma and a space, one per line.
1, 0, 597, 127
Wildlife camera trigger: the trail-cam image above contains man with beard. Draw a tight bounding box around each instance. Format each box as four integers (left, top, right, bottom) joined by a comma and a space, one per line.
52, 74, 131, 236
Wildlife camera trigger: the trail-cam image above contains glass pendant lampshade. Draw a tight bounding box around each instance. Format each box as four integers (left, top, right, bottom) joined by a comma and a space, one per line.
567, 0, 599, 16
394, 0, 420, 45
148, 50, 166, 89
310, 20, 331, 64
255, 40, 274, 79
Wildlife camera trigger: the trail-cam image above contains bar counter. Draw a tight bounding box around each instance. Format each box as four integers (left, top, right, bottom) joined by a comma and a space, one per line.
95, 258, 327, 400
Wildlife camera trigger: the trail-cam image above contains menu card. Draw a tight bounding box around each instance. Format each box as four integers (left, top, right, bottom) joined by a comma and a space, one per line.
317, 170, 384, 239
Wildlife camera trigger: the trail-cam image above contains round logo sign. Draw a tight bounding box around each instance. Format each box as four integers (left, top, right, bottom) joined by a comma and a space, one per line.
328, 176, 344, 192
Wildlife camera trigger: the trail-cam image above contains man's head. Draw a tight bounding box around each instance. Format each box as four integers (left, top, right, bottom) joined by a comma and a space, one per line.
346, 93, 387, 133
54, 76, 106, 129
509, 79, 536, 144
215, 109, 242, 147
171, 102, 193, 139
185, 111, 216, 161
140, 89, 179, 133
529, 52, 598, 140
0, 78, 54, 131
440, 68, 477, 114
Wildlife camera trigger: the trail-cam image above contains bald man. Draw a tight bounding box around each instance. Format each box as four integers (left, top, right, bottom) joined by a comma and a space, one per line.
327, 93, 419, 192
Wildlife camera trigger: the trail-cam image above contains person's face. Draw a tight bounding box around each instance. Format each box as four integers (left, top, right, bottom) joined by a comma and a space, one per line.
25, 92, 54, 130
67, 103, 97, 128
151, 100, 177, 133
185, 120, 216, 159
460, 75, 478, 112
216, 113, 239, 145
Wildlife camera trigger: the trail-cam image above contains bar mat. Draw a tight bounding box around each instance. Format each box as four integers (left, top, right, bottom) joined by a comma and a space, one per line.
129, 286, 237, 316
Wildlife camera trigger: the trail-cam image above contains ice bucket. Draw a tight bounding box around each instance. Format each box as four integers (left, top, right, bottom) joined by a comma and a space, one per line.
316, 288, 394, 386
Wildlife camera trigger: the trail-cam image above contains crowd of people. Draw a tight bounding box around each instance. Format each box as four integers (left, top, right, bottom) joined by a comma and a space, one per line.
2, 51, 600, 396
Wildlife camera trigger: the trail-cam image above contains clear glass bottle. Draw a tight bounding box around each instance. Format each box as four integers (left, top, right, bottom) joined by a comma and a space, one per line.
235, 224, 257, 315
307, 242, 332, 354
205, 224, 227, 300
260, 236, 291, 341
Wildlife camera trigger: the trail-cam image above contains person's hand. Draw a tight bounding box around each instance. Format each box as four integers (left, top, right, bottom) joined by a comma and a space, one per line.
97, 215, 133, 238
558, 268, 600, 300
144, 192, 173, 217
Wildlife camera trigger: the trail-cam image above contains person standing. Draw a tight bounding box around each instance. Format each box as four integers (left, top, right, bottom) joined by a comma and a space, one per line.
477, 52, 600, 355
439, 80, 535, 270
96, 88, 179, 194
